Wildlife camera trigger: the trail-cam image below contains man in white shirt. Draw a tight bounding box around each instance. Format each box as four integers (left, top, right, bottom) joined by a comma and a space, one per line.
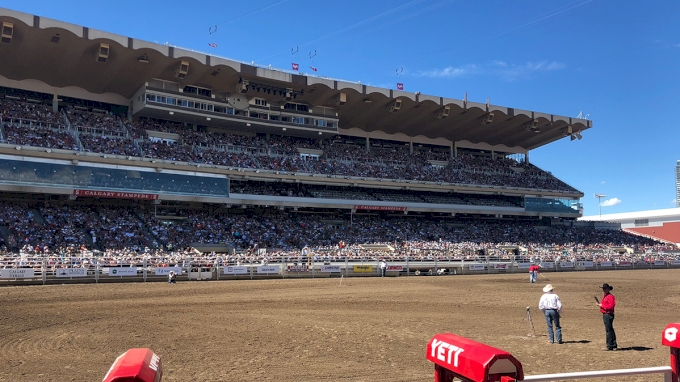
379, 259, 387, 277
538, 284, 563, 344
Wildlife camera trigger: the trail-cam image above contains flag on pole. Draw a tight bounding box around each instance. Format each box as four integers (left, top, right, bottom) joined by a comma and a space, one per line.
292, 63, 299, 71
309, 66, 318, 72
208, 43, 217, 48
397, 83, 404, 90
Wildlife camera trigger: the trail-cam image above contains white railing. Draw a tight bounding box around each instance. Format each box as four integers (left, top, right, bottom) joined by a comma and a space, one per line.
524, 365, 673, 382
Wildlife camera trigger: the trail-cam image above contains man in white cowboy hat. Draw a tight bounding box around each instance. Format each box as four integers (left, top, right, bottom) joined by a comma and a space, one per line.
538, 284, 563, 344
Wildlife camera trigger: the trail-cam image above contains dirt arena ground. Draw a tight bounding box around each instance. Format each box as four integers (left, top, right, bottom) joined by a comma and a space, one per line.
1, 269, 678, 381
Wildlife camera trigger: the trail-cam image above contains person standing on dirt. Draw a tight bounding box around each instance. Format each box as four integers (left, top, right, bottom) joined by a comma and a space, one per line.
538, 284, 563, 344
597, 283, 617, 351
379, 259, 387, 277
529, 263, 539, 283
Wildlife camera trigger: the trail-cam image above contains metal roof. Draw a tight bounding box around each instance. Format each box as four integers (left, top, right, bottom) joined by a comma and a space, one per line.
0, 7, 592, 151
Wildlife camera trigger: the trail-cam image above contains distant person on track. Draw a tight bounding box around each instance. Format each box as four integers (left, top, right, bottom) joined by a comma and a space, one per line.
597, 283, 617, 351
379, 259, 387, 277
538, 284, 563, 344
529, 263, 540, 283
168, 270, 177, 284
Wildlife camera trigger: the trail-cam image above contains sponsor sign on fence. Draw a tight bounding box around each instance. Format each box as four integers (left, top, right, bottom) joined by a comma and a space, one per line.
386, 265, 403, 271
560, 262, 574, 268
618, 261, 632, 267
654, 260, 666, 266
468, 264, 485, 271
672, 260, 680, 266
494, 263, 509, 270
0, 268, 35, 278
55, 268, 88, 278
73, 189, 159, 200
320, 265, 341, 273
353, 265, 373, 273
582, 261, 594, 268
636, 261, 649, 267
600, 261, 613, 267
154, 267, 182, 276
540, 262, 554, 269
257, 266, 280, 274
287, 265, 308, 272
517, 263, 532, 269
108, 267, 138, 276
223, 266, 248, 275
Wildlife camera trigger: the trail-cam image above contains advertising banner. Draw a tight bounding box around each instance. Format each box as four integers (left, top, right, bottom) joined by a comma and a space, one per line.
257, 266, 280, 274
468, 264, 485, 271
654, 260, 666, 266
672, 260, 680, 265
600, 261, 613, 267
540, 262, 554, 269
618, 261, 631, 267
320, 265, 341, 273
386, 265, 403, 271
74, 189, 159, 200
353, 265, 373, 273
517, 263, 532, 269
354, 205, 406, 211
223, 266, 248, 275
108, 267, 138, 276
494, 263, 510, 270
560, 262, 574, 268
287, 265, 309, 272
154, 267, 182, 276
0, 268, 35, 278
636, 261, 649, 267
582, 261, 595, 268
55, 268, 88, 278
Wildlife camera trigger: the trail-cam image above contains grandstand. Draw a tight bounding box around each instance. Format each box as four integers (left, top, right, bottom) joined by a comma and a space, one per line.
0, 6, 668, 263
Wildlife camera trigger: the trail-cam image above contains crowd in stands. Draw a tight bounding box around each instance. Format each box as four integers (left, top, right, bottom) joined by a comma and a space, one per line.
0, 98, 62, 125
0, 202, 674, 264
2, 124, 79, 150
0, 97, 580, 193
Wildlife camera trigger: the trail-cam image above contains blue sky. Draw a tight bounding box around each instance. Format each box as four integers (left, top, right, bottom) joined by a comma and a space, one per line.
4, 0, 679, 216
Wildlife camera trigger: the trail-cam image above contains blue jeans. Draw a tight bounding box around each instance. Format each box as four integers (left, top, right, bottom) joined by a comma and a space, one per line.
544, 310, 562, 343
530, 271, 537, 283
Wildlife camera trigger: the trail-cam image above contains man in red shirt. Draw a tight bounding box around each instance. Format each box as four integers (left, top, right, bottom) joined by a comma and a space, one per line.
597, 283, 617, 350
529, 264, 539, 283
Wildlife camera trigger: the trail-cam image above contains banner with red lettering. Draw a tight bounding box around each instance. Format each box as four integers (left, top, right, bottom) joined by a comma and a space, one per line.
354, 205, 406, 211
73, 190, 159, 200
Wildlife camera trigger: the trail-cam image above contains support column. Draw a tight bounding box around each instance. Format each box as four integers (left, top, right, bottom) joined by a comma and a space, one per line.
409, 141, 413, 154
492, 150, 495, 160
525, 151, 530, 164
365, 137, 369, 152
52, 93, 58, 113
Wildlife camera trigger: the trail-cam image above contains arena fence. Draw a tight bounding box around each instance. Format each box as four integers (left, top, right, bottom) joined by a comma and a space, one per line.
1, 254, 680, 286
426, 323, 680, 382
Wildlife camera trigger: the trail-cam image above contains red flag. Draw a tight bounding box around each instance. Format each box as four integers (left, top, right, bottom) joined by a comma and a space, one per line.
309, 66, 318, 72
292, 63, 299, 71
208, 43, 217, 48
397, 83, 404, 90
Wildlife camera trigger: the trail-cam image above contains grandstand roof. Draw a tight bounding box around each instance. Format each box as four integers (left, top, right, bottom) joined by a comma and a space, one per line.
0, 7, 592, 151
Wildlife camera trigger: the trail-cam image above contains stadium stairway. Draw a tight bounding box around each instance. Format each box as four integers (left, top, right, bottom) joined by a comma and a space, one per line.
30, 208, 46, 225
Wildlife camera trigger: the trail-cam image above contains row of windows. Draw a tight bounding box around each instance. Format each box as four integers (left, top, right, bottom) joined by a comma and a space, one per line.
145, 93, 337, 129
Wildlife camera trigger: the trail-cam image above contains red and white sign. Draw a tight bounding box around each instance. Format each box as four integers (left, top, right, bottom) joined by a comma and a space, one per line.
663, 324, 680, 345
74, 190, 159, 200
287, 265, 308, 272
354, 205, 406, 211
494, 263, 509, 270
618, 261, 632, 267
292, 63, 299, 71
103, 348, 162, 382
386, 265, 403, 271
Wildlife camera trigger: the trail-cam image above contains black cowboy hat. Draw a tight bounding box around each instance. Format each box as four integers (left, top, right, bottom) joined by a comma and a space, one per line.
600, 283, 613, 290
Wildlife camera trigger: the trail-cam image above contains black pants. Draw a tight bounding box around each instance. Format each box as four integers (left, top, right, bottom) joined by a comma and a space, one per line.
603, 313, 617, 349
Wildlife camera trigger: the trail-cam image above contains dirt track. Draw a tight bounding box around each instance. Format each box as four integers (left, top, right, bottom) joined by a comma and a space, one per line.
1, 269, 678, 381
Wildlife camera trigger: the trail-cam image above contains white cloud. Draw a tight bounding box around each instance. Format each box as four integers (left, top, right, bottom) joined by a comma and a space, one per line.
416, 65, 476, 78
600, 198, 621, 207
600, 181, 605, 184
671, 199, 677, 205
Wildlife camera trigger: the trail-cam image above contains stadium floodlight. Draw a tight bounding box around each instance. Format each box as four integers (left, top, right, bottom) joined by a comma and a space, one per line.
594, 193, 607, 218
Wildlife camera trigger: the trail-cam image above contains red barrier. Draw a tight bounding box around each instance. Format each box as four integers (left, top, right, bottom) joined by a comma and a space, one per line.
426, 333, 523, 382
102, 348, 162, 382
428, 324, 680, 382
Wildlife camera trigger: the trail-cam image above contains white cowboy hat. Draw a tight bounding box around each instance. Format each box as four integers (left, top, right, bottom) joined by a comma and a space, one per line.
543, 284, 554, 292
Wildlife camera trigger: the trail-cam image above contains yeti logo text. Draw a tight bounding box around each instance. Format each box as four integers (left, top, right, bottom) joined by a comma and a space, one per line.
665, 327, 678, 342
430, 339, 465, 367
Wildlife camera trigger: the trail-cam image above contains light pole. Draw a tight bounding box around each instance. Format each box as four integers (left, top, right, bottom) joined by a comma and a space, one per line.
594, 193, 607, 218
